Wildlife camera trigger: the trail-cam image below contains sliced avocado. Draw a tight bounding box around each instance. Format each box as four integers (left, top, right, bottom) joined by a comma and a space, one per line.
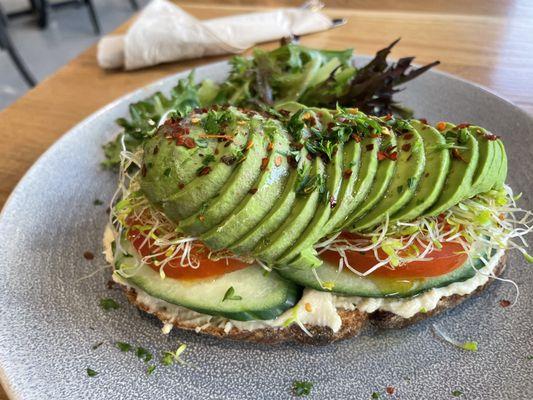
141, 127, 212, 206
351, 123, 426, 231
425, 128, 480, 216
230, 148, 307, 255
200, 132, 291, 250
276, 142, 344, 265
390, 120, 450, 223
321, 139, 362, 233
336, 136, 380, 230
342, 131, 398, 226
468, 126, 498, 196
158, 119, 251, 221
494, 139, 507, 188
253, 156, 323, 263
178, 129, 268, 235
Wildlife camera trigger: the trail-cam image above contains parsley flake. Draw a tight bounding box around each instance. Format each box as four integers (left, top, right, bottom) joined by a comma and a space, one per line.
99, 298, 119, 311
292, 380, 313, 397
136, 347, 153, 363
222, 286, 242, 301
452, 389, 463, 397
116, 342, 132, 352
527, 355, 533, 360
86, 368, 98, 377
371, 392, 381, 399
146, 365, 156, 375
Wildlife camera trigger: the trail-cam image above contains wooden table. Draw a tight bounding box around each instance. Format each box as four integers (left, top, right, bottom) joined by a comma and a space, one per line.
0, 1, 532, 398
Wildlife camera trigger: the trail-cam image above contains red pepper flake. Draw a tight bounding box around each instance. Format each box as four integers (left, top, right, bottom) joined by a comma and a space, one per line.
404, 133, 413, 140
425, 172, 430, 177
377, 151, 387, 161
106, 280, 117, 290
267, 142, 274, 151
198, 166, 211, 176
351, 134, 362, 143
384, 114, 393, 121
366, 144, 374, 151
452, 148, 467, 162
327, 122, 335, 130
275, 156, 283, 167
436, 122, 447, 132
329, 196, 337, 209
198, 215, 205, 222
183, 137, 196, 149
307, 154, 313, 160
456, 123, 471, 129
386, 386, 395, 395
260, 157, 269, 171
402, 143, 412, 152
287, 156, 298, 169
83, 251, 94, 260
388, 152, 398, 161
485, 133, 499, 141
178, 183, 185, 189
249, 188, 258, 195
419, 118, 428, 125
174, 135, 185, 146
499, 299, 511, 308
343, 169, 353, 179
369, 133, 380, 138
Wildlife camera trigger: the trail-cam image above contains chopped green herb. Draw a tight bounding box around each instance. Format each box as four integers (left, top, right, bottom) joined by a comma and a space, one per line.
163, 167, 171, 177
161, 344, 188, 366
527, 355, 533, 360
452, 389, 463, 397
86, 368, 98, 377
146, 365, 156, 375
116, 342, 132, 352
407, 177, 416, 190
93, 199, 103, 206
460, 341, 478, 352
99, 298, 119, 311
136, 347, 153, 363
202, 154, 216, 165
91, 341, 104, 350
292, 380, 313, 397
223, 286, 242, 301
371, 392, 381, 399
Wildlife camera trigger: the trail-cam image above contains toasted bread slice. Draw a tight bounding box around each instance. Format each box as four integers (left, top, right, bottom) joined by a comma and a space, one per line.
120, 254, 506, 345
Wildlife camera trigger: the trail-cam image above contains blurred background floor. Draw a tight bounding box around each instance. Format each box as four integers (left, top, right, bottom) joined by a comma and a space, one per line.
0, 0, 150, 110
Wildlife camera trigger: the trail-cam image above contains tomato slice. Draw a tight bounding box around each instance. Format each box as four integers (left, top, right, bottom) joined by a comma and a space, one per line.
321, 232, 467, 279
127, 230, 250, 280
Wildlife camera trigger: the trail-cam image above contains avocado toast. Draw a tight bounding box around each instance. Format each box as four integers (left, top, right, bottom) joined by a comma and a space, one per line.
105, 102, 532, 344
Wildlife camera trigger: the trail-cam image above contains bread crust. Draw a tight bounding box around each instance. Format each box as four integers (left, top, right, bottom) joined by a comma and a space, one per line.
121, 254, 506, 344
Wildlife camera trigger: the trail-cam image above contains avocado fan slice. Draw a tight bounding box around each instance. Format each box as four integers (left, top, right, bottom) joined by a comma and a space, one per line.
350, 122, 426, 232
200, 130, 291, 251
465, 126, 498, 197
253, 156, 323, 263
335, 136, 380, 231
390, 120, 451, 223
424, 127, 480, 217
158, 115, 252, 221
276, 141, 344, 265
494, 139, 508, 189
341, 130, 398, 227
178, 129, 267, 235
229, 147, 306, 255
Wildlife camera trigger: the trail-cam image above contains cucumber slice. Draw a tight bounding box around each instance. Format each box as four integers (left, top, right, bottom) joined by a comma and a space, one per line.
278, 252, 492, 298
116, 246, 301, 321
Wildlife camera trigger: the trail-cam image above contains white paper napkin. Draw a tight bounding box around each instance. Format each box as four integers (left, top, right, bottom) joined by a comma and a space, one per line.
97, 0, 334, 70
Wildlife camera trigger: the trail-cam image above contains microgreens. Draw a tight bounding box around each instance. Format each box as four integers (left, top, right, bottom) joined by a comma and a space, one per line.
292, 380, 313, 397
99, 298, 119, 311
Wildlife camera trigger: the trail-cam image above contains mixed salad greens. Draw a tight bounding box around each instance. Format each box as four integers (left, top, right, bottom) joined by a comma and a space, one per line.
103, 39, 438, 169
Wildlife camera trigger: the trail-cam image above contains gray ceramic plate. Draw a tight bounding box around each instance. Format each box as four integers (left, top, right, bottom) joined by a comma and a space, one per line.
0, 58, 532, 400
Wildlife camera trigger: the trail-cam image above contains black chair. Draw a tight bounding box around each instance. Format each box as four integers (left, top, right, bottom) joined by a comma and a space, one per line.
0, 4, 36, 87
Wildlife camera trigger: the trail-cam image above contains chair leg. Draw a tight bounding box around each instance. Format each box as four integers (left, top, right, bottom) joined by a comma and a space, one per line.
0, 22, 37, 86
84, 0, 101, 35
35, 0, 49, 29
129, 0, 139, 11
